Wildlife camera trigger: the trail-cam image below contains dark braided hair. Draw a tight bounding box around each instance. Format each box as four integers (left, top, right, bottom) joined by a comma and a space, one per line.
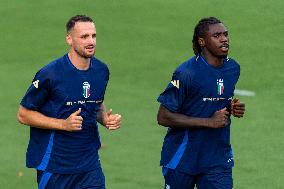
66, 15, 94, 33
192, 17, 222, 55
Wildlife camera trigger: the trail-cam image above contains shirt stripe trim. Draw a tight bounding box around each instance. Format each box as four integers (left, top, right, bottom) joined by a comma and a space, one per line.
37, 132, 55, 171
38, 172, 52, 189
165, 130, 188, 169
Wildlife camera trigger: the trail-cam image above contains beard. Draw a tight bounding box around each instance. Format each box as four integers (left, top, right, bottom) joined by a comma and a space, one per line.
217, 54, 228, 59
74, 46, 95, 59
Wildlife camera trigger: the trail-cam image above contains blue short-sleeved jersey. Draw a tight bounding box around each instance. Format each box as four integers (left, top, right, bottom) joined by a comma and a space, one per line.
157, 55, 240, 174
20, 54, 109, 174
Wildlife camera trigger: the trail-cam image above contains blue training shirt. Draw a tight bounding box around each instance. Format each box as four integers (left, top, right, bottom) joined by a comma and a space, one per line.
20, 54, 109, 174
157, 55, 240, 174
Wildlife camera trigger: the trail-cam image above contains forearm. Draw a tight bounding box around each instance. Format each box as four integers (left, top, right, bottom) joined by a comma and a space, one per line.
17, 105, 64, 130
157, 105, 209, 129
160, 114, 209, 128
96, 103, 106, 126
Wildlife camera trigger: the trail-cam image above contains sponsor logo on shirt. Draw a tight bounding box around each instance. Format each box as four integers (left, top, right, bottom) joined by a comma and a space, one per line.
66, 100, 102, 106
33, 80, 39, 89
82, 82, 91, 98
171, 80, 179, 89
203, 96, 233, 102
217, 79, 224, 95
165, 184, 171, 189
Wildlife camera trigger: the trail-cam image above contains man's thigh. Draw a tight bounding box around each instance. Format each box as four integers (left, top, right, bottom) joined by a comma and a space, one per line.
37, 167, 105, 189
197, 167, 233, 189
162, 167, 196, 189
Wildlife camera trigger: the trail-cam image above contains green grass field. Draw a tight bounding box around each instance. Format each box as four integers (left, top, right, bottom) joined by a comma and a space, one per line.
0, 0, 284, 188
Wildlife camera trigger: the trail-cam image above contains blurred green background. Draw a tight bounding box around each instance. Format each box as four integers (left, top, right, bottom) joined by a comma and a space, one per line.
0, 0, 283, 188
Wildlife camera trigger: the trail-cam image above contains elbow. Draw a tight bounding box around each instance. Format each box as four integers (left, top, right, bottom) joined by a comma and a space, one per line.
157, 114, 164, 126
157, 118, 163, 126
157, 105, 173, 127
17, 107, 28, 125
157, 112, 170, 127
17, 111, 25, 124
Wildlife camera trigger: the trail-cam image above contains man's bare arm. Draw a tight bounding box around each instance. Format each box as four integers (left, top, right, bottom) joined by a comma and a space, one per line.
157, 105, 229, 129
17, 105, 83, 131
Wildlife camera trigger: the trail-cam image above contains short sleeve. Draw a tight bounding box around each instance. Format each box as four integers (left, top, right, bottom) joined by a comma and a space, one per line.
99, 64, 109, 104
157, 70, 190, 113
103, 66, 110, 102
20, 69, 51, 111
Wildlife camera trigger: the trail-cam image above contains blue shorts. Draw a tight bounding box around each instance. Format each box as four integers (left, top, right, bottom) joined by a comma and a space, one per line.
162, 167, 233, 189
37, 167, 105, 189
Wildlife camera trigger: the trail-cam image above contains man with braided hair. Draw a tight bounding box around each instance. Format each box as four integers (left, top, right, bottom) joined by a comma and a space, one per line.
157, 17, 245, 189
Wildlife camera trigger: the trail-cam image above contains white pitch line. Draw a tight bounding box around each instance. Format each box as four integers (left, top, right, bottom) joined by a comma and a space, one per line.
234, 89, 256, 96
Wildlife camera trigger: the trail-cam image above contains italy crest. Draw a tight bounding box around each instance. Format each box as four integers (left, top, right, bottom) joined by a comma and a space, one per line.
217, 79, 224, 95
82, 82, 91, 98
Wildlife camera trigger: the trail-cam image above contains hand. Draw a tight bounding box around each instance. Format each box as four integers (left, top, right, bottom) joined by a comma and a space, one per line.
103, 109, 122, 130
231, 98, 245, 118
62, 108, 83, 131
208, 107, 229, 128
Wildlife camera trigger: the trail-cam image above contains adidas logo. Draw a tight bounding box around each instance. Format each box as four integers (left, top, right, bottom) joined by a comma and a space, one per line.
171, 80, 179, 89
33, 80, 39, 89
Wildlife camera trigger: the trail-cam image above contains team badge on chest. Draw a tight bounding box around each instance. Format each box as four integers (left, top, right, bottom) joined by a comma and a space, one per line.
82, 82, 91, 98
217, 79, 224, 95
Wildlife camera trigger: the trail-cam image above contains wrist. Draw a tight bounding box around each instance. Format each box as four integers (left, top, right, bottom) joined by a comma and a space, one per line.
204, 118, 211, 128
98, 115, 107, 126
59, 119, 66, 130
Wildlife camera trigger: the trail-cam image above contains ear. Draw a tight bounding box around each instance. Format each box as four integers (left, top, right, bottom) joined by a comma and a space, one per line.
66, 33, 72, 46
198, 37, 205, 47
